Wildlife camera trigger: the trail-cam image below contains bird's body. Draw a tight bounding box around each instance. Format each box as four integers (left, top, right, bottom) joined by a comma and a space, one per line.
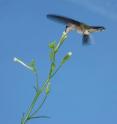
47, 14, 105, 45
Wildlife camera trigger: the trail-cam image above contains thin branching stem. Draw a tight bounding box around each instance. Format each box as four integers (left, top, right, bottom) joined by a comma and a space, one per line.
35, 70, 39, 90
30, 94, 48, 117
50, 64, 62, 79
21, 90, 41, 124
19, 31, 71, 124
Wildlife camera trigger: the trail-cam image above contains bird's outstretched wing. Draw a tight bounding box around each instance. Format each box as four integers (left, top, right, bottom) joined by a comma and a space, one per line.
47, 14, 106, 45
47, 14, 83, 26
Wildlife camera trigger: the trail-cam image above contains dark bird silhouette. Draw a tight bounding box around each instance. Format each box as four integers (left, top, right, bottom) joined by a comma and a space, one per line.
47, 14, 105, 45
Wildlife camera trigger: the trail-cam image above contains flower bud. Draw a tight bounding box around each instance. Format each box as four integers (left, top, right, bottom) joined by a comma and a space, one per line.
61, 52, 72, 65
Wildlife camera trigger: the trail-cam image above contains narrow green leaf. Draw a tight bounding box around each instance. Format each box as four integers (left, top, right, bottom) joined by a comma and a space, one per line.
45, 82, 51, 94
51, 62, 56, 73
28, 59, 36, 73
49, 62, 56, 77
49, 41, 56, 49
30, 115, 50, 119
49, 50, 55, 62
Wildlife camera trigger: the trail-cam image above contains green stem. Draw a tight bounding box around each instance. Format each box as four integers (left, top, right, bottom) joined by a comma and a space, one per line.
21, 78, 50, 124
21, 90, 41, 124
35, 70, 39, 90
50, 64, 62, 79
20, 31, 68, 124
30, 94, 48, 117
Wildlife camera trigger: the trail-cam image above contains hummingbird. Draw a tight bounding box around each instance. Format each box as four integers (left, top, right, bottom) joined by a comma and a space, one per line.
47, 14, 105, 45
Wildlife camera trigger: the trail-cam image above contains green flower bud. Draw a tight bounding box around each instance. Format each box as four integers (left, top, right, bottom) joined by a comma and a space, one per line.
61, 52, 72, 65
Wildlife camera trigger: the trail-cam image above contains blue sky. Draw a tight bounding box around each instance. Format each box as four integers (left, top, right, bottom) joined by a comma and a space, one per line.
0, 0, 117, 124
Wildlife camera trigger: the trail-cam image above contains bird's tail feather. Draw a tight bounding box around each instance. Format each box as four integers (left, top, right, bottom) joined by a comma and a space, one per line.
82, 34, 91, 45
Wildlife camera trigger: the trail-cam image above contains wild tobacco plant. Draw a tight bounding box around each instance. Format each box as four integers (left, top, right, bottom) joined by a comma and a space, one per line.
14, 31, 72, 124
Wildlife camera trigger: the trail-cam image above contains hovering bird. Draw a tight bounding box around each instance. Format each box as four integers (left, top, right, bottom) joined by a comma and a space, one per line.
47, 14, 105, 45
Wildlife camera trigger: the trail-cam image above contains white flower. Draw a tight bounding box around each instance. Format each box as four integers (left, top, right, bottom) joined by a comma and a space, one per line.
13, 57, 33, 71
68, 52, 72, 56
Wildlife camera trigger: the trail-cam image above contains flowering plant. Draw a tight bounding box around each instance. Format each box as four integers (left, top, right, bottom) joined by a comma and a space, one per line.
14, 31, 72, 124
